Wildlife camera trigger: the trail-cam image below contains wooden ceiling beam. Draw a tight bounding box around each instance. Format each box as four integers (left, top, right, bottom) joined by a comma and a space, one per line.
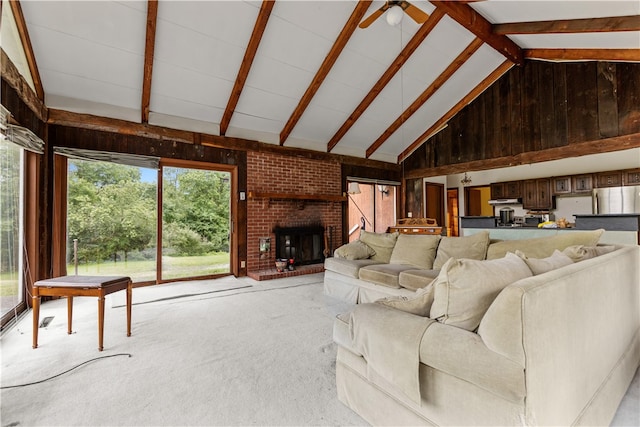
494, 15, 640, 35
365, 37, 484, 159
220, 0, 275, 136
398, 59, 514, 163
1, 48, 47, 122
8, 0, 44, 100
525, 49, 640, 62
326, 8, 445, 153
141, 0, 158, 124
431, 1, 523, 65
47, 108, 399, 171
404, 133, 640, 179
279, 0, 372, 146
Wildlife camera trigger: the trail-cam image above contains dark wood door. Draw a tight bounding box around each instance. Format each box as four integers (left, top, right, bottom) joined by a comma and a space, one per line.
424, 182, 444, 227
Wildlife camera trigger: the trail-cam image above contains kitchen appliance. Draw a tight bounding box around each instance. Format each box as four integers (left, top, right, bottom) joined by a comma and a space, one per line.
524, 213, 554, 226
592, 185, 640, 214
488, 198, 521, 205
499, 207, 514, 225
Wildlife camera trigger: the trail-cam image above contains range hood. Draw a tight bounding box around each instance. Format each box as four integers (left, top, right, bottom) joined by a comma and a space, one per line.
488, 198, 522, 205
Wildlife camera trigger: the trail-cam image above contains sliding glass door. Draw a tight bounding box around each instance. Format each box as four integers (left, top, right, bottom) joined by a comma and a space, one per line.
347, 181, 397, 242
66, 157, 231, 284
160, 166, 230, 280
0, 140, 24, 320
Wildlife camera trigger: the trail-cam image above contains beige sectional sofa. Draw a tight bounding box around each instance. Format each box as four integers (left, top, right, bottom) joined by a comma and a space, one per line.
324, 229, 604, 304
327, 230, 640, 426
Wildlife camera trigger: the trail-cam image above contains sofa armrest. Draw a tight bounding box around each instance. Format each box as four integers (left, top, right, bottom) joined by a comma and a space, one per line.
420, 322, 525, 402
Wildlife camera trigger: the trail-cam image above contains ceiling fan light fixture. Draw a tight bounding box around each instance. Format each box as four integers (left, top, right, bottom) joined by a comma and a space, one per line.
386, 5, 404, 26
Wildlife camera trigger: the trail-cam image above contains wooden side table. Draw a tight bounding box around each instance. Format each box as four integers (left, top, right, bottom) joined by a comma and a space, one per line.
32, 275, 132, 351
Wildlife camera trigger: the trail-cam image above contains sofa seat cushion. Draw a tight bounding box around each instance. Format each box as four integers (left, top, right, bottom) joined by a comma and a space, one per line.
433, 231, 490, 269
324, 257, 382, 279
359, 230, 399, 263
486, 229, 604, 260
419, 322, 525, 402
390, 234, 441, 269
358, 264, 417, 289
398, 269, 440, 291
430, 253, 533, 331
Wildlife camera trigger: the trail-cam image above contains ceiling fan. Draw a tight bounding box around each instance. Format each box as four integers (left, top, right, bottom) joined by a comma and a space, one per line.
359, 1, 429, 28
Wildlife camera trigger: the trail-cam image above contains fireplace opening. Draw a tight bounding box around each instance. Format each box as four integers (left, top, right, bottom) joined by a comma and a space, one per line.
274, 225, 325, 266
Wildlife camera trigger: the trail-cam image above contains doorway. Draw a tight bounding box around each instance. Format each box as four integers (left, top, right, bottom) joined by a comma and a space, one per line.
424, 182, 444, 227
446, 189, 459, 237
464, 185, 492, 216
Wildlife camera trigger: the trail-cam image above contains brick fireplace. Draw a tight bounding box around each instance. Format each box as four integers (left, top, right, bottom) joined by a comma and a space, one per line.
246, 151, 343, 280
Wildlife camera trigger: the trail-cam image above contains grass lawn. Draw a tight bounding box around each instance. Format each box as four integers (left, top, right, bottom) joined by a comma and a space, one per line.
69, 252, 230, 282
0, 253, 229, 301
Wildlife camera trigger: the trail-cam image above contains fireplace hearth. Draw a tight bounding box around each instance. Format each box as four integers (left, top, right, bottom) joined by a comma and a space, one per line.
274, 225, 325, 266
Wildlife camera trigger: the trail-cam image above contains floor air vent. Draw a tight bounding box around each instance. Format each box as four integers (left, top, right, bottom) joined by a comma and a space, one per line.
39, 316, 54, 328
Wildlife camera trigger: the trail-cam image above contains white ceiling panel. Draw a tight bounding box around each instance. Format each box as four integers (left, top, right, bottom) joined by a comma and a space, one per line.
12, 0, 638, 163
472, 1, 640, 23
509, 32, 640, 49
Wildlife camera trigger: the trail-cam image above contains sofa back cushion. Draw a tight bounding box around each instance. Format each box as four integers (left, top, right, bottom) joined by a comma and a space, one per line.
486, 229, 604, 260
430, 253, 533, 331
390, 234, 441, 269
433, 231, 490, 269
562, 244, 617, 262
515, 249, 574, 275
375, 285, 435, 317
359, 230, 399, 263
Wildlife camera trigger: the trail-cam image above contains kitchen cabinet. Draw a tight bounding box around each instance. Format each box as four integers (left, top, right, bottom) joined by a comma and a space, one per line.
572, 174, 593, 194
595, 171, 623, 188
523, 178, 552, 210
552, 176, 572, 195
490, 181, 521, 199
624, 169, 640, 185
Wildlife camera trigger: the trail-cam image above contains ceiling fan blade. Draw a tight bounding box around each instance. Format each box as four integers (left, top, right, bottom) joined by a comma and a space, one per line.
402, 2, 429, 24
358, 4, 389, 28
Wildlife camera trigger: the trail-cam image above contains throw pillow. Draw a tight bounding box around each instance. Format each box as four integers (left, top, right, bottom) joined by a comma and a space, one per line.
515, 249, 574, 275
562, 244, 617, 262
389, 234, 441, 269
486, 229, 604, 260
433, 231, 490, 269
429, 253, 533, 332
375, 284, 435, 317
359, 230, 399, 263
334, 240, 376, 260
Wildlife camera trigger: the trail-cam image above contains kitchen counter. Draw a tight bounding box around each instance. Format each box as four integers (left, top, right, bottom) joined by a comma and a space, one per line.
462, 227, 638, 245
460, 216, 498, 228
574, 214, 640, 232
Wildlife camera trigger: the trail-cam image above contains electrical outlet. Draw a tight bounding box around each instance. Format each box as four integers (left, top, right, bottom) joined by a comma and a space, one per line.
241, 260, 246, 268
240, 191, 246, 201
407, 212, 412, 218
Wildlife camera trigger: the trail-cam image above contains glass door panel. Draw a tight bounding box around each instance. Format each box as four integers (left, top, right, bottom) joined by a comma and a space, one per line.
0, 141, 23, 319
67, 160, 158, 283
347, 182, 397, 242
161, 167, 230, 280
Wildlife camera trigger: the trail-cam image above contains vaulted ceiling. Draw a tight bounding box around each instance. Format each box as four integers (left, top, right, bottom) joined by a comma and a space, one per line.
3, 0, 639, 163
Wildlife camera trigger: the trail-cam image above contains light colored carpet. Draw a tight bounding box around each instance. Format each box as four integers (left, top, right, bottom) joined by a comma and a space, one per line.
1, 273, 638, 426
1, 274, 365, 426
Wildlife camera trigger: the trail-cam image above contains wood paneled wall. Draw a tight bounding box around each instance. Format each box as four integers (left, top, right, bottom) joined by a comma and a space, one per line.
402, 61, 640, 218
403, 61, 640, 172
